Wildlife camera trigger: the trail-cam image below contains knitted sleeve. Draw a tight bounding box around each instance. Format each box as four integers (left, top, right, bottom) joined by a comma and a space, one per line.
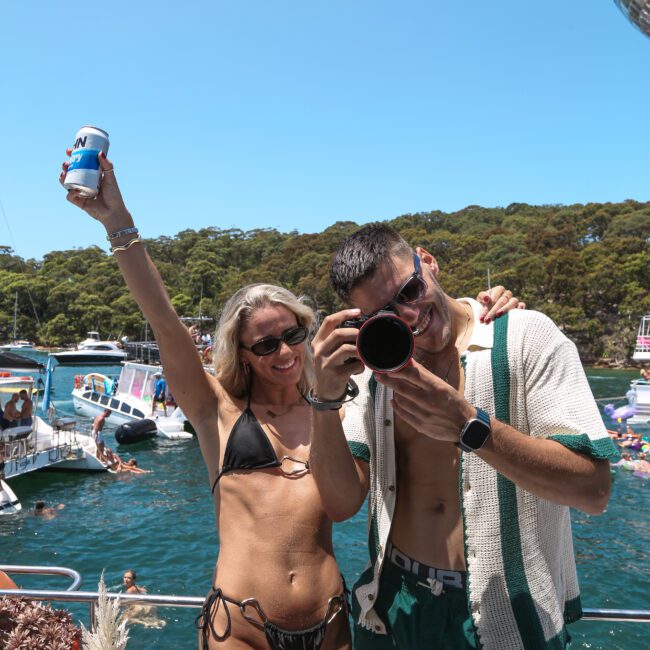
342, 368, 375, 463
518, 311, 619, 460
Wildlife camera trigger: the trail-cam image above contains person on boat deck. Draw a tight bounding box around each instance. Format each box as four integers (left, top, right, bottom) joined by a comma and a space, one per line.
18, 389, 33, 426
2, 394, 21, 428
60, 151, 522, 650
151, 373, 168, 416
92, 409, 111, 460
640, 368, 650, 383
309, 224, 619, 650
188, 323, 201, 344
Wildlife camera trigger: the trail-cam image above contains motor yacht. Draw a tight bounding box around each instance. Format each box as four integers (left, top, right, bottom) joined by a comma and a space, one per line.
50, 331, 128, 366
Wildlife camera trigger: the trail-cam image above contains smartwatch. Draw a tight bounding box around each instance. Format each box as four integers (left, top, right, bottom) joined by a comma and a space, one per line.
458, 406, 491, 453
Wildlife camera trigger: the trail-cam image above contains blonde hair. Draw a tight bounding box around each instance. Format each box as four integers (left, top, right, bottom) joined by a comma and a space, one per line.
213, 284, 316, 398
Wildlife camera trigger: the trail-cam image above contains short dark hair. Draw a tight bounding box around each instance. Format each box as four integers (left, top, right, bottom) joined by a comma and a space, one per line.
329, 223, 412, 301
35, 500, 45, 510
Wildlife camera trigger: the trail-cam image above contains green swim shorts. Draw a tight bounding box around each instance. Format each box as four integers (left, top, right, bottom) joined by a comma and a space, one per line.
351, 560, 479, 650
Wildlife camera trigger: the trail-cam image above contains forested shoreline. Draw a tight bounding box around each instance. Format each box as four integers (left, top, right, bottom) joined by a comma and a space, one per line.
1, 200, 648, 364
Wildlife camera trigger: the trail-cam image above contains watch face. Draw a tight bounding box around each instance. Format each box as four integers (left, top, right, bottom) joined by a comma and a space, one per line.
462, 420, 490, 450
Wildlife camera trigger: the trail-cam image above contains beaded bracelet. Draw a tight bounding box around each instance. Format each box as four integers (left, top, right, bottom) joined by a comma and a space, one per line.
106, 226, 139, 241
110, 235, 142, 254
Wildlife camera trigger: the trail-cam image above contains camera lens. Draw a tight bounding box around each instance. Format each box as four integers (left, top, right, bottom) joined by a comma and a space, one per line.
357, 312, 414, 373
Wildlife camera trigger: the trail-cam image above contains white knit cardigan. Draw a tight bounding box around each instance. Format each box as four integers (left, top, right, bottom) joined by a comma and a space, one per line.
343, 301, 618, 649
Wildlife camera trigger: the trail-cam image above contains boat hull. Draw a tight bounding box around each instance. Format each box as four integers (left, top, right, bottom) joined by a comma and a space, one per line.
52, 352, 127, 365
0, 480, 21, 515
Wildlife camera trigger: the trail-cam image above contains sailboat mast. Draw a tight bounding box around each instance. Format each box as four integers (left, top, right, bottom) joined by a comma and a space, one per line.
12, 292, 17, 342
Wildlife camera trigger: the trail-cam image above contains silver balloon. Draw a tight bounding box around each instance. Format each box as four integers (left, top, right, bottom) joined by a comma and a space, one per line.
615, 0, 650, 36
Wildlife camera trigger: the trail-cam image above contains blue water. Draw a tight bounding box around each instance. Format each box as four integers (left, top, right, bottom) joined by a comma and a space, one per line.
1, 356, 648, 649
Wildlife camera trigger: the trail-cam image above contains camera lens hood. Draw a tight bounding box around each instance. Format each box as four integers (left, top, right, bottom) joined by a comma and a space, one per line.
356, 311, 414, 373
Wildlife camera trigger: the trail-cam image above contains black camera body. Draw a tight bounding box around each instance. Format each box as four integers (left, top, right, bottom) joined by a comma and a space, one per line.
339, 310, 414, 373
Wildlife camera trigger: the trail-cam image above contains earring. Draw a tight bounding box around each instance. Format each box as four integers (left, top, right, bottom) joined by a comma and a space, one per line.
242, 362, 250, 376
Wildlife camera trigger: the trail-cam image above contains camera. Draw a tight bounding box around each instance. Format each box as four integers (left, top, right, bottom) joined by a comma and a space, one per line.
339, 310, 414, 373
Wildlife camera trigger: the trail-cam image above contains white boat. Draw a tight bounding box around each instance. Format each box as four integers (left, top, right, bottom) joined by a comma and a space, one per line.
51, 331, 128, 366
627, 380, 650, 426
0, 375, 107, 514
71, 361, 192, 439
0, 480, 21, 515
0, 340, 35, 350
627, 315, 650, 425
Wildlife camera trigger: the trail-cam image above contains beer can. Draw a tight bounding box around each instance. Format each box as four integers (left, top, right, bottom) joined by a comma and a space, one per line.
63, 126, 110, 198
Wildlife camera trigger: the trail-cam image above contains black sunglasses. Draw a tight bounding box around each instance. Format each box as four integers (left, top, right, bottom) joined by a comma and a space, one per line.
241, 325, 309, 357
368, 253, 426, 315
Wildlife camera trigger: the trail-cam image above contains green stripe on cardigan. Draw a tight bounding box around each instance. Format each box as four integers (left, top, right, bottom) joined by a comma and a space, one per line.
493, 314, 549, 647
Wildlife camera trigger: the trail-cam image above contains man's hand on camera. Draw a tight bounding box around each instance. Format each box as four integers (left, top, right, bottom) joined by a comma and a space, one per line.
311, 308, 365, 402
375, 360, 475, 443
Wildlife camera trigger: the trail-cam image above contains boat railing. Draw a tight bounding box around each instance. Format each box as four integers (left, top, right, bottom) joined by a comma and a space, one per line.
0, 565, 82, 591
1, 570, 650, 628
636, 335, 650, 351
123, 341, 162, 365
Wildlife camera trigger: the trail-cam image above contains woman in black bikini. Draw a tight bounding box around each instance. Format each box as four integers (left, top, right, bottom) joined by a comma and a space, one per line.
60, 152, 519, 649
61, 151, 353, 649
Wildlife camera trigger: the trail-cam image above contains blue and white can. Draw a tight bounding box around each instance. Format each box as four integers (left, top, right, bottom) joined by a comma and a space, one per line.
63, 126, 110, 198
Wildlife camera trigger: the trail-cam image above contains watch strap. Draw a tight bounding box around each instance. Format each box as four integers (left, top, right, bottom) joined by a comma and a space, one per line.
475, 406, 491, 428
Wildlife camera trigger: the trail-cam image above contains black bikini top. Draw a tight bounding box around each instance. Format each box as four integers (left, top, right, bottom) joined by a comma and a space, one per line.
212, 393, 309, 493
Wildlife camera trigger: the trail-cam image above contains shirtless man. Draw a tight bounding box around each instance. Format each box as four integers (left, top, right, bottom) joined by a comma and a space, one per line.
310, 224, 617, 649
18, 389, 33, 426
34, 500, 65, 519
3, 394, 21, 428
92, 409, 111, 459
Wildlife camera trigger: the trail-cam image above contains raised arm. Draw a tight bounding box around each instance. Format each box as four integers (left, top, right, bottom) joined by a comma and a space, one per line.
60, 152, 218, 431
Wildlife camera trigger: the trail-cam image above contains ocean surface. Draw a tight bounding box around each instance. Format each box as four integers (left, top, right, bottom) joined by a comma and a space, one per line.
1, 354, 648, 649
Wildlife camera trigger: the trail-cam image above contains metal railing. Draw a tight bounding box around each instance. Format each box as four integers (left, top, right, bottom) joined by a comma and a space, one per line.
0, 565, 82, 591
1, 565, 650, 629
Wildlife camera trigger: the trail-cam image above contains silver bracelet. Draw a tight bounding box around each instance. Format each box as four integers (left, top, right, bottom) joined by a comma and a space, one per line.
106, 226, 138, 241
305, 379, 359, 411
110, 235, 142, 253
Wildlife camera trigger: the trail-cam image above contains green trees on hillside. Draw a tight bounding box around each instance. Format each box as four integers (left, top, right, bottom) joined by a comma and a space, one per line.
1, 200, 648, 362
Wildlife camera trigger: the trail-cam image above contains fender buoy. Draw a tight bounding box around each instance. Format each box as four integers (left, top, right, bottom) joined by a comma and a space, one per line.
115, 419, 157, 445
74, 375, 83, 389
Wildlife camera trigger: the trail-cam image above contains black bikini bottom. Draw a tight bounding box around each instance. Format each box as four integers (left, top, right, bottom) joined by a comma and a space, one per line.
195, 578, 349, 650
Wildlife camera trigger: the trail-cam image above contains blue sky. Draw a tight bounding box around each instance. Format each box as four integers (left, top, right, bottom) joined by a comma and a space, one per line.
0, 1, 648, 260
